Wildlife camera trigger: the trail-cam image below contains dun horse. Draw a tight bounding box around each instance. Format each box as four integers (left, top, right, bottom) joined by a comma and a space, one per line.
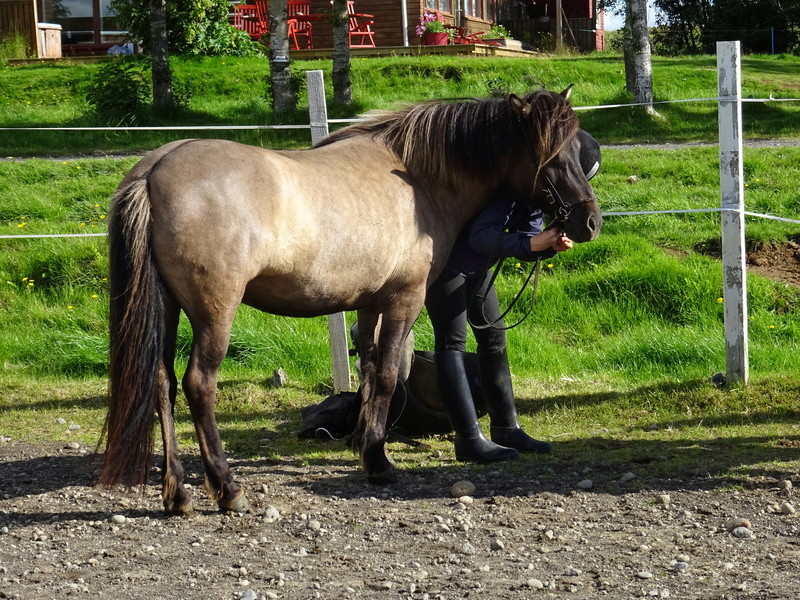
100, 88, 602, 515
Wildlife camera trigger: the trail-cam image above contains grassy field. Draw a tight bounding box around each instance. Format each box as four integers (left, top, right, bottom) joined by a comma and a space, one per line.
1, 51, 800, 154
0, 53, 798, 476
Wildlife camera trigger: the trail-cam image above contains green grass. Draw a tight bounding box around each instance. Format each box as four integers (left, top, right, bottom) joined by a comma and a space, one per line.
1, 52, 799, 155
0, 54, 798, 484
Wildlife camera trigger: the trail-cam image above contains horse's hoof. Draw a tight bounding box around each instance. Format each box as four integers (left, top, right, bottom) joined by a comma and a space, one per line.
367, 467, 397, 485
220, 492, 250, 514
164, 500, 195, 517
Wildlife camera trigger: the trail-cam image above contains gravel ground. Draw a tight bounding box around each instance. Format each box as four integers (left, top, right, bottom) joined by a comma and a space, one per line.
1, 440, 799, 600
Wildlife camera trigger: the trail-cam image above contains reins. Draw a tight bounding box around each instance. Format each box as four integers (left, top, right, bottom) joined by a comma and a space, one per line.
468, 255, 543, 331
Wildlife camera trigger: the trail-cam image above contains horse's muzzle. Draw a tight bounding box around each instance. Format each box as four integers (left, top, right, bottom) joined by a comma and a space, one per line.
564, 202, 602, 243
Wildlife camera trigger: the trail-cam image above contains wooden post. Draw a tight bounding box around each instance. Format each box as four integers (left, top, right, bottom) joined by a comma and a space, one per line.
306, 69, 352, 393
555, 0, 563, 51
717, 41, 749, 386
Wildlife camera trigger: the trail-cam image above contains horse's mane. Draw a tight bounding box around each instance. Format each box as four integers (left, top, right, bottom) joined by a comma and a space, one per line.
316, 89, 578, 188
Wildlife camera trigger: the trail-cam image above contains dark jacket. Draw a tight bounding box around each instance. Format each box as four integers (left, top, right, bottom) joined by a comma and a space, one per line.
445, 195, 557, 277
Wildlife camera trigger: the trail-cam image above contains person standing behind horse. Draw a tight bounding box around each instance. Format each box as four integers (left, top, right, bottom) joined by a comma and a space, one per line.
426, 129, 601, 462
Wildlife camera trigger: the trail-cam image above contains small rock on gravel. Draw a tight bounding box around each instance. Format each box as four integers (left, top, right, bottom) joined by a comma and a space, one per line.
239, 590, 257, 600
637, 571, 654, 579
731, 527, 755, 539
527, 578, 544, 589
725, 518, 751, 532
450, 480, 475, 497
620, 472, 636, 483
263, 506, 281, 523
576, 479, 593, 490
673, 561, 690, 572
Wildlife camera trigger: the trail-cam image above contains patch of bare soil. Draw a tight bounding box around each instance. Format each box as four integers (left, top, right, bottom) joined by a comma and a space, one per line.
2, 441, 799, 600
747, 241, 800, 289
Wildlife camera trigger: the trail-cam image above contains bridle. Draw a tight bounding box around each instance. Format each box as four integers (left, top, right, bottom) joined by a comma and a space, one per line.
542, 173, 592, 229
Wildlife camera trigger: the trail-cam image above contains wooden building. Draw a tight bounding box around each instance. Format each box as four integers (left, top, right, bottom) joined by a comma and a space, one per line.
307, 0, 603, 52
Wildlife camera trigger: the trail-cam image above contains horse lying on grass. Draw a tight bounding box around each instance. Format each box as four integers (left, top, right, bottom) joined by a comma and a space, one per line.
99, 87, 602, 515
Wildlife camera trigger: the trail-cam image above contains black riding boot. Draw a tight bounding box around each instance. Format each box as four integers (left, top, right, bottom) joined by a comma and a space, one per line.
436, 350, 519, 462
479, 348, 552, 453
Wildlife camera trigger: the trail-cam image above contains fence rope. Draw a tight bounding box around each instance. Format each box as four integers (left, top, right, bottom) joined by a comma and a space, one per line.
1, 96, 799, 133
4, 209, 799, 240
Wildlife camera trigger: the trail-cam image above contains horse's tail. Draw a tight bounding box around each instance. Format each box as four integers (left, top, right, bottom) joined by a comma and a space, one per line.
98, 176, 164, 487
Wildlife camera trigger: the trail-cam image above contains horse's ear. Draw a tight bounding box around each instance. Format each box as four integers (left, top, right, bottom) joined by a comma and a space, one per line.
560, 84, 574, 99
509, 94, 532, 118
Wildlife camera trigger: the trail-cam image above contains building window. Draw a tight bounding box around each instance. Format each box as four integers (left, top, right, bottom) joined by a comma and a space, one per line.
464, 0, 484, 19
426, 0, 454, 14
38, 0, 119, 45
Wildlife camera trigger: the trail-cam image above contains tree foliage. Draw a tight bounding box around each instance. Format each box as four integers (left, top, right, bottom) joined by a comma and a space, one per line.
651, 0, 800, 54
110, 0, 258, 56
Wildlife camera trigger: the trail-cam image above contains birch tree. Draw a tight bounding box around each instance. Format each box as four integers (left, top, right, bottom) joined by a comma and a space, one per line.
149, 0, 173, 108
622, 0, 658, 116
269, 0, 297, 112
331, 0, 353, 104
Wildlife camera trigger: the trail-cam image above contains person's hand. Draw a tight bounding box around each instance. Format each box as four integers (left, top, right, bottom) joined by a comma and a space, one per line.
529, 228, 562, 252
552, 233, 574, 253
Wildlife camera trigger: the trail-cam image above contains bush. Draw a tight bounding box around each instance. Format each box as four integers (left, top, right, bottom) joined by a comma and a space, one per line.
85, 58, 192, 124
86, 59, 152, 125
110, 0, 259, 56
0, 31, 32, 62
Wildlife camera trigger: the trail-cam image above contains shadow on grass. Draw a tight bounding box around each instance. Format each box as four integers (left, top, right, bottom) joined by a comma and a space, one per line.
3, 378, 798, 516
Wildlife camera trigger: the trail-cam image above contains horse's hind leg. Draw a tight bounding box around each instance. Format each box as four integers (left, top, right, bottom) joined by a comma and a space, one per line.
352, 308, 417, 484
182, 315, 249, 513
157, 294, 194, 516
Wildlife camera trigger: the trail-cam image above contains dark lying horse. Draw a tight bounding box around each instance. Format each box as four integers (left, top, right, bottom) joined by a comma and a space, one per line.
99, 87, 601, 515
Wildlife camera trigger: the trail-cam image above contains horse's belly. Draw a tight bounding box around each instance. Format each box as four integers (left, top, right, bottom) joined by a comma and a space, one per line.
241, 268, 395, 317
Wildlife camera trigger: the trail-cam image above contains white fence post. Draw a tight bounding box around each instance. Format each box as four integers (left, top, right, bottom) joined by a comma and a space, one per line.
306, 69, 353, 393
717, 41, 749, 385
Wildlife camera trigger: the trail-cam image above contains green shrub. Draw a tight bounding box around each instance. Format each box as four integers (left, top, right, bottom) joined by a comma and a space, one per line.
0, 31, 31, 62
85, 58, 193, 124
85, 59, 153, 125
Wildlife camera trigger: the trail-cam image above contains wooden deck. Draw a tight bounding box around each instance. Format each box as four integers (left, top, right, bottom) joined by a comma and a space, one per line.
293, 43, 540, 59
8, 43, 540, 66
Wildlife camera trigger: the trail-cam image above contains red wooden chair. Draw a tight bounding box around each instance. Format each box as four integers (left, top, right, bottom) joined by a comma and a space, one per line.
233, 3, 265, 40
253, 0, 270, 35
346, 1, 376, 48
287, 0, 314, 49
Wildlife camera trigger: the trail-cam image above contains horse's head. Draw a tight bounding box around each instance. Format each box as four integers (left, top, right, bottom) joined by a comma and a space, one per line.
509, 88, 603, 243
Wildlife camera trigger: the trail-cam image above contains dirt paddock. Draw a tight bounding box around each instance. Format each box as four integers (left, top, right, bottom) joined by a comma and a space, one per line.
1, 439, 799, 600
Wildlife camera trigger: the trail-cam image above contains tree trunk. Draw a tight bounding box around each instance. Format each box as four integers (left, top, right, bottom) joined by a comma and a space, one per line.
331, 0, 352, 105
269, 0, 297, 113
623, 0, 656, 115
149, 0, 173, 108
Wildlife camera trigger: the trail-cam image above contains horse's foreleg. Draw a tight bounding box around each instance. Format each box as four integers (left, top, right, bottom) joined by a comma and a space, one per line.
354, 311, 416, 484
157, 297, 193, 516
182, 318, 249, 513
